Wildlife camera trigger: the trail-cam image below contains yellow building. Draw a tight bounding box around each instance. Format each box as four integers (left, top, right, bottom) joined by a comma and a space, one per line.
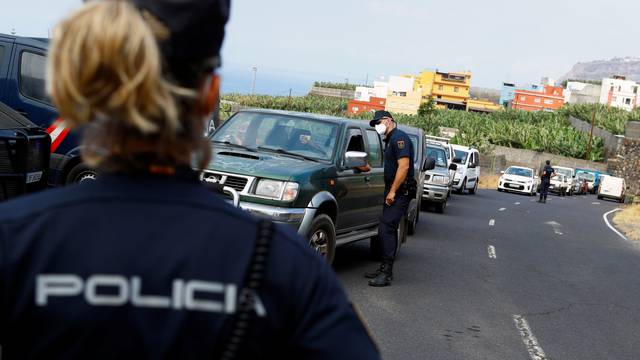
385, 89, 422, 115
431, 71, 471, 110
466, 99, 502, 113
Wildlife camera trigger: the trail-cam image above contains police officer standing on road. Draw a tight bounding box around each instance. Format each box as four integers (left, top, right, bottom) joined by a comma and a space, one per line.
539, 160, 556, 203
0, 1, 379, 358
366, 111, 415, 287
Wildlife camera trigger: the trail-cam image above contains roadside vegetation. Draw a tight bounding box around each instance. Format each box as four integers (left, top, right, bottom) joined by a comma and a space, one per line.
220, 94, 606, 161
312, 81, 358, 91
614, 205, 640, 241
558, 103, 640, 135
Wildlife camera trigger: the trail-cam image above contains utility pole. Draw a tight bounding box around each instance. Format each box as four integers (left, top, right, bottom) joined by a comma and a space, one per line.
251, 66, 257, 95
586, 104, 597, 160
365, 74, 369, 86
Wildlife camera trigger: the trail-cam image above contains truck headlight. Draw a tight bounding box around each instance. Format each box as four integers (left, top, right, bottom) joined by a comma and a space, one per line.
255, 180, 299, 201
431, 175, 448, 186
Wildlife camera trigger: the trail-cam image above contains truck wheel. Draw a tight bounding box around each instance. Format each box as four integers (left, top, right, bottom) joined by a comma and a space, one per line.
458, 178, 467, 194
469, 180, 477, 195
308, 214, 336, 264
597, 195, 602, 200
397, 215, 408, 254
408, 200, 419, 235
435, 201, 446, 214
66, 163, 97, 184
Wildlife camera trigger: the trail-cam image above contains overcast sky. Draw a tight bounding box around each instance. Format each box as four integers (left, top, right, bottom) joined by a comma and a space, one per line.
3, 0, 640, 91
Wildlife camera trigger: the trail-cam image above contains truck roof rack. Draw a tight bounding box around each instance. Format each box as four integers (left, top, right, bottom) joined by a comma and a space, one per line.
424, 135, 451, 144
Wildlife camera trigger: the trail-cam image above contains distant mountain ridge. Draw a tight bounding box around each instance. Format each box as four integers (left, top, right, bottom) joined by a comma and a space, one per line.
561, 57, 640, 83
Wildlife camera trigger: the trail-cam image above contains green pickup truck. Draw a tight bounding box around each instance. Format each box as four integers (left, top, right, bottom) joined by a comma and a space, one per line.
204, 109, 434, 263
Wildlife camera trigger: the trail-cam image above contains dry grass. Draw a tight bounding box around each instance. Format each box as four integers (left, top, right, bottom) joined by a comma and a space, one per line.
479, 174, 501, 189
614, 205, 640, 241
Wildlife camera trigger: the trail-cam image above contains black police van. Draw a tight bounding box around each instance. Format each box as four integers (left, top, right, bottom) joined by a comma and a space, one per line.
0, 101, 50, 200
0, 33, 91, 186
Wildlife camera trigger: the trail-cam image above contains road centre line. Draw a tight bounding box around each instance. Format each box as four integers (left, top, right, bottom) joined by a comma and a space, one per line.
499, 208, 506, 212
592, 202, 601, 205
515, 202, 521, 205
603, 209, 627, 241
489, 219, 495, 226
513, 315, 548, 360
487, 245, 496, 259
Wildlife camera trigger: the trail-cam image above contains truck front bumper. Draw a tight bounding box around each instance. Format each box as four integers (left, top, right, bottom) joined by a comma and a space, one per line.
237, 201, 311, 235
422, 184, 448, 203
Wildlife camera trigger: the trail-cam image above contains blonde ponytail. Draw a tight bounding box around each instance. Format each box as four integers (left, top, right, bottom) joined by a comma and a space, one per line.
47, 1, 206, 170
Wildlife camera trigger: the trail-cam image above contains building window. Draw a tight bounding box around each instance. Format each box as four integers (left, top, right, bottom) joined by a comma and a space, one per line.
625, 98, 631, 105
618, 86, 622, 92
634, 87, 638, 94
438, 85, 444, 91
454, 87, 459, 93
534, 98, 541, 103
544, 99, 553, 105
352, 106, 359, 112
355, 92, 362, 99
520, 96, 525, 101
612, 96, 617, 102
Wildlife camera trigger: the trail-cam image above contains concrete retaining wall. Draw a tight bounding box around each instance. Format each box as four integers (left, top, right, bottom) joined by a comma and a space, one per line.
607, 122, 640, 198
308, 87, 354, 99
568, 116, 623, 157
482, 145, 607, 174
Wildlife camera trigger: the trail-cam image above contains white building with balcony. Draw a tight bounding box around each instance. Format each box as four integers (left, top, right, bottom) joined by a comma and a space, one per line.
599, 76, 638, 111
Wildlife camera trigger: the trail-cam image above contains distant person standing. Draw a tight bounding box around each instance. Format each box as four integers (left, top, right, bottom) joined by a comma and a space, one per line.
365, 111, 415, 287
539, 160, 556, 203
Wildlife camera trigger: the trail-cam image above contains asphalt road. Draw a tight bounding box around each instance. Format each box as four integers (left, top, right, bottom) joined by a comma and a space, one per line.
334, 189, 639, 360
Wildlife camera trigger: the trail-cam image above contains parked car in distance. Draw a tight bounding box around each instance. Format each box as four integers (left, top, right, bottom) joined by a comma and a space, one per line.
598, 175, 626, 203
451, 144, 480, 194
553, 166, 576, 196
0, 33, 93, 186
204, 109, 435, 263
425, 135, 455, 186
549, 174, 569, 196
575, 168, 606, 194
497, 166, 539, 196
422, 142, 457, 212
0, 101, 50, 201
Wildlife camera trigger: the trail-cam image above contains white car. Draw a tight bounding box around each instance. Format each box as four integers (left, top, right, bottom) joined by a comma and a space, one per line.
451, 144, 480, 195
598, 175, 626, 203
549, 174, 569, 196
425, 135, 455, 187
553, 166, 576, 196
497, 166, 539, 196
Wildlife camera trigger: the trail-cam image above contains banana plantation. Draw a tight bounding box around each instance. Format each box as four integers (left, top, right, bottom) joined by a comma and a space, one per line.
220, 94, 621, 162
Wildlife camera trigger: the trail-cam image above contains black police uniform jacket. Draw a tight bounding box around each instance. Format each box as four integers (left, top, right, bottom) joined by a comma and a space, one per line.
0, 173, 379, 359
383, 128, 414, 189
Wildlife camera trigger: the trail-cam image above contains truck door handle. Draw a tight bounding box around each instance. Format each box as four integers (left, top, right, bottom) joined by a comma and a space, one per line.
364, 176, 371, 182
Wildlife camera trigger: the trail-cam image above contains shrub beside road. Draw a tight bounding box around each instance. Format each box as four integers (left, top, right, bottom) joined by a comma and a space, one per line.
614, 205, 640, 241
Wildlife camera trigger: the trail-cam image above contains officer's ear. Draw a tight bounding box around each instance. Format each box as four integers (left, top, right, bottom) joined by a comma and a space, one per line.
197, 74, 220, 117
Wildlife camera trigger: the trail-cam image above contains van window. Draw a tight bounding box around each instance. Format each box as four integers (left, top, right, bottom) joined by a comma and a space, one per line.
365, 130, 382, 167
0, 45, 5, 68
20, 51, 51, 104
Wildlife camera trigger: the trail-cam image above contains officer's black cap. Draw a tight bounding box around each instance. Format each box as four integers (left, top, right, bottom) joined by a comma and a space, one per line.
129, 0, 230, 70
369, 110, 394, 127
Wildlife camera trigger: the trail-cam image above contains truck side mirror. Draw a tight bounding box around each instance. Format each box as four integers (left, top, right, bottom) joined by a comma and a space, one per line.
344, 151, 367, 169
423, 158, 436, 171
449, 163, 458, 171
500, 170, 505, 174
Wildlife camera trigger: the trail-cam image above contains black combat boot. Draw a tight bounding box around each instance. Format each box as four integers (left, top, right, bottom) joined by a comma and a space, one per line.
364, 263, 394, 280
368, 261, 393, 287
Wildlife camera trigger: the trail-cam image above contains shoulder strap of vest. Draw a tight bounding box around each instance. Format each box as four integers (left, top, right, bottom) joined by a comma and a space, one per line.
218, 220, 273, 360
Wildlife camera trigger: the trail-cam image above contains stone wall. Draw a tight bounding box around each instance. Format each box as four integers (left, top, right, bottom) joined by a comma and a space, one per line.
607, 122, 640, 198
308, 87, 354, 99
481, 145, 608, 174
568, 116, 623, 157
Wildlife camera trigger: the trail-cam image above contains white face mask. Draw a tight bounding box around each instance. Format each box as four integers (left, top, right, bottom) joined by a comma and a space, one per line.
375, 123, 387, 135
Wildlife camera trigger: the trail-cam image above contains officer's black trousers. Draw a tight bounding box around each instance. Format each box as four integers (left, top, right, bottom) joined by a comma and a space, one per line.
540, 179, 551, 199
378, 193, 410, 262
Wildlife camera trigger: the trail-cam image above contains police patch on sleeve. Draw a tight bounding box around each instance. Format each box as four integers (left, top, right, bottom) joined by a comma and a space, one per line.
397, 140, 405, 149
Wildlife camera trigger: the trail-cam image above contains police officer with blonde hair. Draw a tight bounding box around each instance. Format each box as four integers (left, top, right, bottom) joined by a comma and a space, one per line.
0, 1, 379, 358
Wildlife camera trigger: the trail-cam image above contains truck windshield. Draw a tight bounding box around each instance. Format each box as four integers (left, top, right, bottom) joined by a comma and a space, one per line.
577, 172, 595, 181
505, 167, 533, 178
426, 146, 447, 167
212, 112, 339, 161
454, 149, 468, 164
555, 168, 573, 178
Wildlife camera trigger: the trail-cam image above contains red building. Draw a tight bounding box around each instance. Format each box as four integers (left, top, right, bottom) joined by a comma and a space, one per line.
347, 97, 386, 115
512, 85, 564, 112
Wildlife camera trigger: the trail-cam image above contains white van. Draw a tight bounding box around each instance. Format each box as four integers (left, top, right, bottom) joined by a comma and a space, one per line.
597, 175, 626, 203
451, 144, 480, 194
